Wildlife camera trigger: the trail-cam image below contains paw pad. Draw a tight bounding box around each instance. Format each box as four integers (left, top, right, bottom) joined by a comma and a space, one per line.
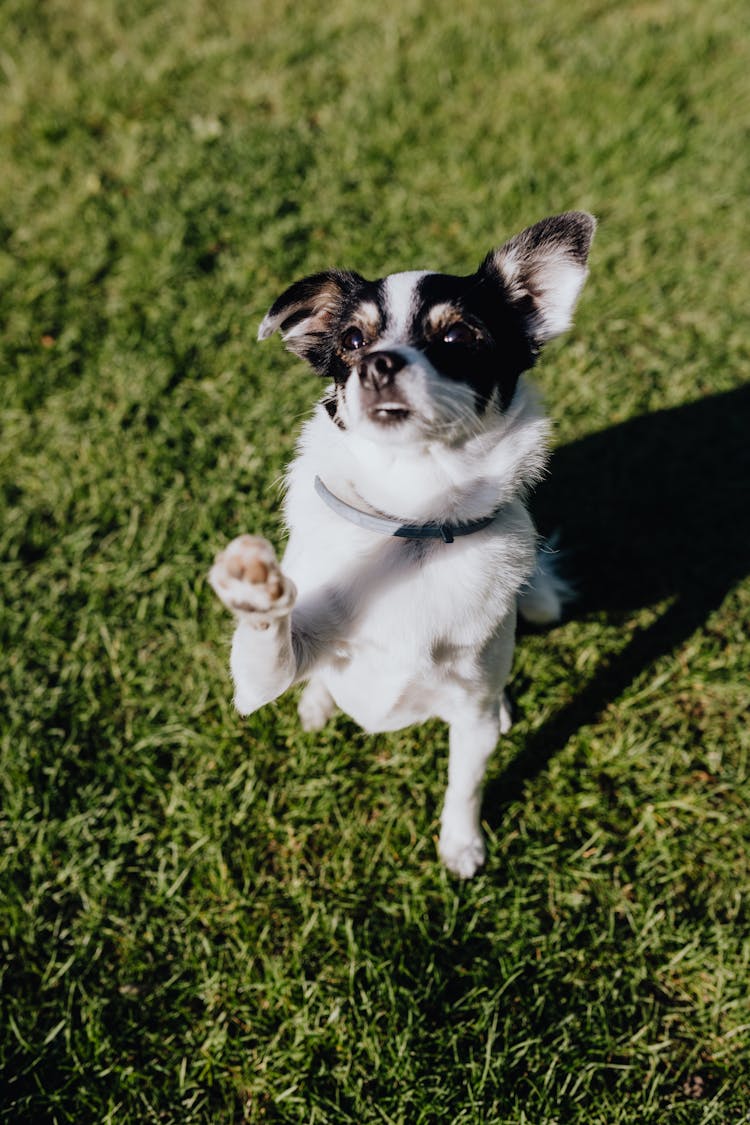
209, 535, 295, 618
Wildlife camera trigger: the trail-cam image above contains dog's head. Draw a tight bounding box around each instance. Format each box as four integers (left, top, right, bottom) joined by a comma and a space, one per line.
259, 212, 595, 443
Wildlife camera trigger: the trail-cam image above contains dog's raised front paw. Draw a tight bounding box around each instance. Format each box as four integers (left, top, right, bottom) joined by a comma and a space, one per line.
208, 535, 296, 621
438, 827, 486, 879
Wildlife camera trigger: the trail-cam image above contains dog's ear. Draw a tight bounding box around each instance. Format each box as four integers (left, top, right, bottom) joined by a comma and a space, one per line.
481, 212, 596, 346
258, 269, 365, 366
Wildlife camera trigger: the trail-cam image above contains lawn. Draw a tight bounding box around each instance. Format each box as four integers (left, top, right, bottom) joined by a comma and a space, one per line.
1, 0, 749, 1121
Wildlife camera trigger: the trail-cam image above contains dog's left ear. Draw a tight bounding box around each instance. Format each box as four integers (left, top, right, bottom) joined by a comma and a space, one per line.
482, 211, 596, 346
258, 269, 365, 367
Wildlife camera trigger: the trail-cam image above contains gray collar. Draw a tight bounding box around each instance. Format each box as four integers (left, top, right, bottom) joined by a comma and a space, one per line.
314, 475, 501, 544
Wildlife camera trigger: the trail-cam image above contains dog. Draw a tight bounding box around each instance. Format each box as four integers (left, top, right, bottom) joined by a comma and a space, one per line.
209, 211, 595, 878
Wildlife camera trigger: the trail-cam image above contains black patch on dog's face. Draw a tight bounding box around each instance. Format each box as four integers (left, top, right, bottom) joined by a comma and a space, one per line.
322, 392, 347, 429
321, 279, 386, 386
409, 271, 537, 410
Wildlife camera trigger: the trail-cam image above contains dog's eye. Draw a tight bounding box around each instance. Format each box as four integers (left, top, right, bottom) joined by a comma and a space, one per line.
341, 326, 366, 351
442, 322, 474, 345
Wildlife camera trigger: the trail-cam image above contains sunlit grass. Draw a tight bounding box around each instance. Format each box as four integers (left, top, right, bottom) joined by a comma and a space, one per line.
1, 0, 749, 1120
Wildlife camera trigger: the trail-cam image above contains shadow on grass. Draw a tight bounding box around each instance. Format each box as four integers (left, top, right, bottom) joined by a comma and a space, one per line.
484, 381, 750, 822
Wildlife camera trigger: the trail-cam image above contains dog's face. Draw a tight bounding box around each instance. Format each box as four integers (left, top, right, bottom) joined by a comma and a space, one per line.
259, 212, 595, 444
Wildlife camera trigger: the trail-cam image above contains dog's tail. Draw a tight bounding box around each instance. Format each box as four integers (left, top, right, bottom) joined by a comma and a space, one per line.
517, 535, 573, 626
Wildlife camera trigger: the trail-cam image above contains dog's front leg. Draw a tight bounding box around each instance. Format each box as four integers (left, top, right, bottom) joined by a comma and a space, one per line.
209, 535, 299, 715
439, 706, 502, 879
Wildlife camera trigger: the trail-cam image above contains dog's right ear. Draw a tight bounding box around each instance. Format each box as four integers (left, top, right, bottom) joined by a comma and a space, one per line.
258, 269, 365, 367
481, 212, 596, 347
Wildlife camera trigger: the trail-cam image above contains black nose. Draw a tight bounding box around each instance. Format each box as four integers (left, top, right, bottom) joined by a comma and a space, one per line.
358, 350, 406, 392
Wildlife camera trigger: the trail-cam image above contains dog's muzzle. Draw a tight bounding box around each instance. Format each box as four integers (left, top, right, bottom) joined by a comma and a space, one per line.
358, 351, 411, 422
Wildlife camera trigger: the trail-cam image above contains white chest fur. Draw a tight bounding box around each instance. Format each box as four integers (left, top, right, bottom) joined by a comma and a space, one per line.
280, 406, 540, 732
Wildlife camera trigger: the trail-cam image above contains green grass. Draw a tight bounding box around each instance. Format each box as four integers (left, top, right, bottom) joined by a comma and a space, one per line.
1, 0, 749, 1121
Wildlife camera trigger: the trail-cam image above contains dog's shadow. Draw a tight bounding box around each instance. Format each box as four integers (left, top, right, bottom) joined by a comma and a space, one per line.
484, 381, 750, 823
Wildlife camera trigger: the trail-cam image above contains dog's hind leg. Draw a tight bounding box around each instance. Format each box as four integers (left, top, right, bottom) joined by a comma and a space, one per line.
517, 542, 571, 626
298, 678, 337, 731
439, 705, 502, 879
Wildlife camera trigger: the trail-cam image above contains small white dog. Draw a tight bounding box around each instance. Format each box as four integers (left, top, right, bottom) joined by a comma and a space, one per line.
209, 212, 595, 878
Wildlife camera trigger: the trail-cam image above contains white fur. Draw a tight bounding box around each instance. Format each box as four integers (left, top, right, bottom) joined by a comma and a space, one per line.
210, 376, 561, 878
383, 270, 430, 337
492, 238, 590, 344
210, 219, 593, 878
503, 248, 588, 341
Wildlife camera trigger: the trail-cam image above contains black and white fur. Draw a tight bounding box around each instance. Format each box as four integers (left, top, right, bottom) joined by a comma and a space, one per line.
209, 212, 595, 878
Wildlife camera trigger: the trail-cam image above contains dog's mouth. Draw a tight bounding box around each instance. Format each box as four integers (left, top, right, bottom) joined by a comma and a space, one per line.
368, 402, 412, 424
